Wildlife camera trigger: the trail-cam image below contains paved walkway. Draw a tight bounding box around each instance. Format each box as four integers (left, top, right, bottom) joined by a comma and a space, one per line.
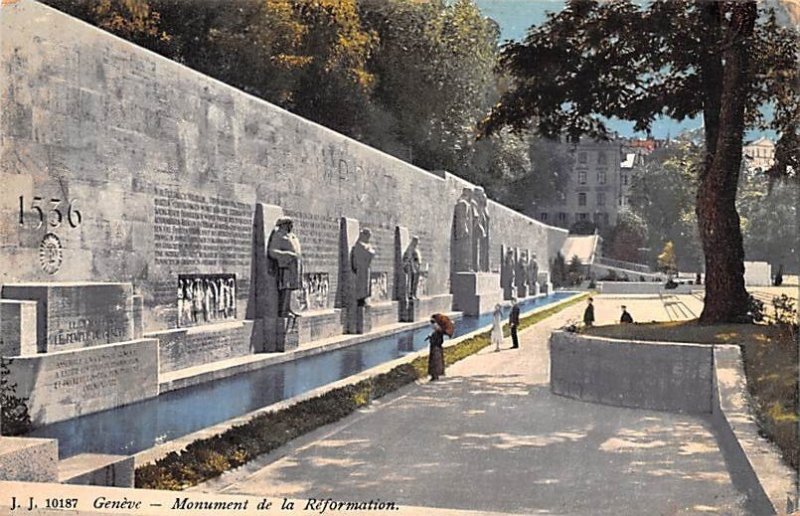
198, 299, 747, 515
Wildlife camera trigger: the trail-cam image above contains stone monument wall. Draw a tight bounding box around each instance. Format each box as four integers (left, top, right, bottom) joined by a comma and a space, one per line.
0, 0, 568, 334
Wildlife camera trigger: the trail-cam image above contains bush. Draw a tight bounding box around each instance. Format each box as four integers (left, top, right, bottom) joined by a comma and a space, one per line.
0, 357, 32, 436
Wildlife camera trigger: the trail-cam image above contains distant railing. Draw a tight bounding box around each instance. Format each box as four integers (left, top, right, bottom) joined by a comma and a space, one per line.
596, 257, 652, 274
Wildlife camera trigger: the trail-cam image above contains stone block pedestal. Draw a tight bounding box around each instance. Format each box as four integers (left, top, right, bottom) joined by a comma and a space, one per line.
0, 437, 58, 482
6, 338, 160, 427
516, 285, 529, 299
1, 282, 134, 353
0, 300, 38, 357
349, 305, 373, 334
253, 317, 300, 352
453, 272, 502, 316
59, 453, 134, 487
250, 310, 344, 353
538, 272, 553, 295
400, 294, 453, 322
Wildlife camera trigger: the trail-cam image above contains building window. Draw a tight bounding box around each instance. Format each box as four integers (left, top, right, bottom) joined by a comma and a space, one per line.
578, 193, 587, 206
603, 213, 610, 225
597, 151, 607, 164
598, 169, 606, 184
622, 173, 628, 186
540, 212, 549, 221
597, 192, 605, 206
579, 213, 588, 221
558, 212, 567, 222
578, 152, 587, 164
578, 170, 587, 184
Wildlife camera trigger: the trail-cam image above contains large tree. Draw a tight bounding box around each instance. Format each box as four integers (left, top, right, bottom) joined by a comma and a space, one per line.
479, 0, 799, 323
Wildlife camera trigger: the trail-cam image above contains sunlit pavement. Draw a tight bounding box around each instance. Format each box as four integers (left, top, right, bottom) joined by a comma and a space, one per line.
197, 298, 748, 515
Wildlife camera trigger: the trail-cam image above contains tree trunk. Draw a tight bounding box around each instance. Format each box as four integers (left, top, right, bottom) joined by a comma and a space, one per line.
696, 2, 756, 324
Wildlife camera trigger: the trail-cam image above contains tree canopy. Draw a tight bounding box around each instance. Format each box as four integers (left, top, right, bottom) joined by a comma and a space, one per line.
480, 0, 799, 323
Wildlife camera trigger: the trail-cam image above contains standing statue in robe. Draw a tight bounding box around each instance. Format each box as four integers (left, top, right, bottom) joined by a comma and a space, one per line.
472, 187, 490, 272
501, 248, 516, 289
403, 236, 422, 300
267, 217, 303, 318
452, 189, 474, 272
516, 251, 529, 289
351, 228, 376, 305
528, 253, 540, 291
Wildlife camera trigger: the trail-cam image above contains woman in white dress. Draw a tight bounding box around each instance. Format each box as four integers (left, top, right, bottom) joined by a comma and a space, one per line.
491, 303, 504, 352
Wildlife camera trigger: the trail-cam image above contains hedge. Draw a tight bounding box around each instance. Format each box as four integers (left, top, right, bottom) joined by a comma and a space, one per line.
135, 293, 586, 490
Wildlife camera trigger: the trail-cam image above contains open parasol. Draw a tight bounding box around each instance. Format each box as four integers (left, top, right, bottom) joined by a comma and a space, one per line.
431, 313, 454, 338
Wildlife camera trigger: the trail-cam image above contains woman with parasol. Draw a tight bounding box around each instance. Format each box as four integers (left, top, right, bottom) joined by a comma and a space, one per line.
426, 313, 454, 381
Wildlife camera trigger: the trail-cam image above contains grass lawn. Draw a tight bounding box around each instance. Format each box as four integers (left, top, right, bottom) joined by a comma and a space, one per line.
585, 320, 798, 471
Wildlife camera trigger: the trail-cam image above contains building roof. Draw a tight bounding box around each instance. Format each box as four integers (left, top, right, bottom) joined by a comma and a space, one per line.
621, 153, 636, 169
743, 137, 775, 147
561, 234, 601, 265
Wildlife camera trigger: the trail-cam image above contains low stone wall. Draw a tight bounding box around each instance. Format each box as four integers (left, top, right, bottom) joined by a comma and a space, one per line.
597, 281, 699, 295
712, 345, 796, 515
7, 338, 160, 426
147, 321, 252, 373
550, 331, 714, 413
549, 331, 797, 513
0, 437, 58, 483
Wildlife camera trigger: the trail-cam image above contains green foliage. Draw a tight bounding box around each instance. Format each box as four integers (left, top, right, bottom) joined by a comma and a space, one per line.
135, 294, 586, 489
608, 211, 648, 263
737, 173, 799, 269
479, 0, 799, 323
0, 357, 32, 436
360, 0, 500, 180
567, 255, 583, 286
550, 252, 569, 288
771, 294, 797, 328
628, 138, 703, 270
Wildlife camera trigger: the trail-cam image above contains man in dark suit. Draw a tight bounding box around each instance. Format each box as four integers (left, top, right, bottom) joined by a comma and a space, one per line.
510, 298, 520, 349
583, 297, 595, 327
620, 305, 634, 324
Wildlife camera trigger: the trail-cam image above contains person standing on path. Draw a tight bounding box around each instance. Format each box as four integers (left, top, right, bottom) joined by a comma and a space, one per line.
491, 304, 503, 352
620, 305, 634, 324
426, 313, 453, 381
509, 298, 520, 349
583, 297, 595, 327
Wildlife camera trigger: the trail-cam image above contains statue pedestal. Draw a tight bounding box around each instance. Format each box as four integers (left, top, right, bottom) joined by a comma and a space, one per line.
400, 294, 453, 322
452, 272, 502, 316
0, 437, 58, 483
400, 298, 420, 322
256, 317, 300, 352
348, 305, 372, 334
516, 285, 529, 299
537, 272, 553, 295
250, 309, 343, 352
503, 286, 515, 300
532, 282, 541, 297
